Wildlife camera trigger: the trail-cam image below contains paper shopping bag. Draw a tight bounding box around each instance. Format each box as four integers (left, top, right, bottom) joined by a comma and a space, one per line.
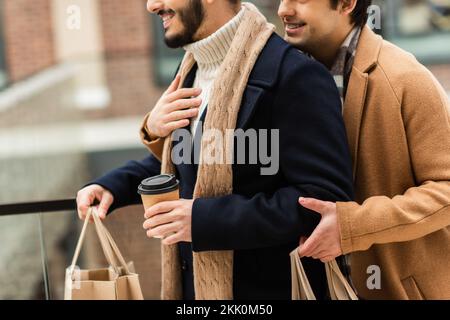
65, 207, 144, 300
290, 248, 358, 300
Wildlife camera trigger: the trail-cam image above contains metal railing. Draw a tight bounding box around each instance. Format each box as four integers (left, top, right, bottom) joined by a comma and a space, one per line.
0, 198, 77, 300
0, 198, 76, 216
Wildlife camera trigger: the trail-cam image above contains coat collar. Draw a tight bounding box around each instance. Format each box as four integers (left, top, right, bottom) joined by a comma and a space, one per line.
183, 34, 289, 130
343, 26, 383, 179
182, 33, 287, 90
246, 34, 289, 89
237, 34, 290, 128
352, 26, 383, 74
182, 63, 198, 88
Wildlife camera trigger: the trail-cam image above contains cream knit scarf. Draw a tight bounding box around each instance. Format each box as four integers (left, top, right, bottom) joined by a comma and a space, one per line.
159, 3, 275, 300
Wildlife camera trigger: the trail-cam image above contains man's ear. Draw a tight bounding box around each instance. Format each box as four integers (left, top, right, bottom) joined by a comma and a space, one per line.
339, 0, 358, 16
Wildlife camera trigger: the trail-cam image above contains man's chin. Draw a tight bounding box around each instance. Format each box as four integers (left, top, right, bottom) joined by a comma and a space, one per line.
284, 35, 309, 51
164, 34, 187, 48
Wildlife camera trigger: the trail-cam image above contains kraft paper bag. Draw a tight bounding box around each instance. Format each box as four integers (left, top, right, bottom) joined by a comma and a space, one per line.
290, 248, 358, 300
65, 207, 144, 300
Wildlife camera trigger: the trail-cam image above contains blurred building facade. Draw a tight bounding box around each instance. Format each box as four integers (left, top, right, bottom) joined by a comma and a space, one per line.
0, 0, 448, 300
0, 0, 448, 124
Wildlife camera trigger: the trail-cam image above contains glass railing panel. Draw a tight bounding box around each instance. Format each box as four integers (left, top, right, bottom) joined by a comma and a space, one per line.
0, 213, 47, 299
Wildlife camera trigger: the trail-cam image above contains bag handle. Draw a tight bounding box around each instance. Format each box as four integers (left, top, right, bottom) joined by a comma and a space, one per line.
91, 208, 131, 275
290, 248, 358, 300
325, 260, 358, 300
69, 207, 131, 276
290, 249, 317, 299
96, 216, 131, 275
70, 207, 119, 274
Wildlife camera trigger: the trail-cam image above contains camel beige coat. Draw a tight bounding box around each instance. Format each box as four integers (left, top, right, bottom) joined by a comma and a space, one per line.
336, 26, 450, 300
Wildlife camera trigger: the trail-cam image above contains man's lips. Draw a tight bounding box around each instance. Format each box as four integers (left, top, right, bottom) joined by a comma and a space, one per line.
284, 22, 307, 36
159, 11, 175, 29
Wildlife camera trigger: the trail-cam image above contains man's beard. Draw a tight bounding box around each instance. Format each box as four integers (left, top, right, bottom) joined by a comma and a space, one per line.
164, 0, 205, 48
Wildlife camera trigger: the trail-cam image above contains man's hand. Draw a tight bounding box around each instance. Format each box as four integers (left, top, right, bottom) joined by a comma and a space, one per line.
143, 199, 194, 245
298, 197, 342, 263
146, 74, 202, 138
76, 184, 114, 221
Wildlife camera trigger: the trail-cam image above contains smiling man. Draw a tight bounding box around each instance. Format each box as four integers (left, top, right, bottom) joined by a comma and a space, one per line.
278, 0, 450, 299
76, 0, 354, 300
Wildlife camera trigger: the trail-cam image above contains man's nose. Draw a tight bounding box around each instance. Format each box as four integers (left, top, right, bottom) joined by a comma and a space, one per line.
147, 0, 164, 13
278, 1, 295, 20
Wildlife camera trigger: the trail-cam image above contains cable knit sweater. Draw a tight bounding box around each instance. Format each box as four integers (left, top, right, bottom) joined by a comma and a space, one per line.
184, 7, 244, 135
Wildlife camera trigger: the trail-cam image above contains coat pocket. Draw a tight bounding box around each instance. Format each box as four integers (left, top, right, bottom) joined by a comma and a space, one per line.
401, 276, 425, 300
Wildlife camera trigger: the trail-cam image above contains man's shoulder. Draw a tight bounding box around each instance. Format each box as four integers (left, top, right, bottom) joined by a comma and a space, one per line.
250, 33, 328, 87
375, 38, 437, 91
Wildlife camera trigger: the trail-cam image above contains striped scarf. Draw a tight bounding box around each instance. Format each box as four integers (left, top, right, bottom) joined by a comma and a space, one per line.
330, 27, 362, 105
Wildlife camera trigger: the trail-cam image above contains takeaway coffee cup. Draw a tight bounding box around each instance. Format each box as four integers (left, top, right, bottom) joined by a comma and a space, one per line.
138, 174, 180, 238
138, 174, 180, 209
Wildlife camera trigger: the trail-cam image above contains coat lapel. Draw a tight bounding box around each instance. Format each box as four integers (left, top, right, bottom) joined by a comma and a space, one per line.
182, 63, 197, 89
236, 34, 288, 129
173, 64, 198, 182
236, 85, 266, 129
343, 69, 369, 179
343, 26, 383, 179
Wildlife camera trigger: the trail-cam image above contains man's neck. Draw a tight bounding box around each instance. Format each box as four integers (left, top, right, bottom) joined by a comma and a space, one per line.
184, 6, 244, 67
313, 24, 354, 69
195, 5, 241, 41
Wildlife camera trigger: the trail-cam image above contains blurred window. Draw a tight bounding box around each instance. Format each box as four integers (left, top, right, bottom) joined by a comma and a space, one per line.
376, 0, 450, 63
150, 0, 281, 86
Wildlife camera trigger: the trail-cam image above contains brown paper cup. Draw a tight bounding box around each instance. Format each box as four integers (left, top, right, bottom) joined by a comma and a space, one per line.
140, 188, 180, 210
138, 174, 180, 239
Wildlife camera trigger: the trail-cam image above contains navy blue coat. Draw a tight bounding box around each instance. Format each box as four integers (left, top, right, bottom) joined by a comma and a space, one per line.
91, 34, 354, 300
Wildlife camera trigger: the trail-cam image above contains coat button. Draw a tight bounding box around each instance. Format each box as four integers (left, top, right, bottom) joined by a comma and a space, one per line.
181, 260, 188, 271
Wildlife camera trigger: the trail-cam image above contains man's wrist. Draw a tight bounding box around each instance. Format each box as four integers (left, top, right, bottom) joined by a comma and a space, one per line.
146, 126, 158, 140
141, 112, 160, 141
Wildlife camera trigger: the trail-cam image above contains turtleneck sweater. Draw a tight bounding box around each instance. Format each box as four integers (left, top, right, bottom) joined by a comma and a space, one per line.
184, 6, 245, 135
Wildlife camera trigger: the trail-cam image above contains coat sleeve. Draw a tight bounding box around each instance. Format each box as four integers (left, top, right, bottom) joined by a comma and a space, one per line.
192, 54, 354, 252
88, 154, 162, 214
337, 69, 450, 254
140, 112, 165, 162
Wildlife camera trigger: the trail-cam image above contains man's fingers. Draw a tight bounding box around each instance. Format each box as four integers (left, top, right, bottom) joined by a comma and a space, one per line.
143, 211, 176, 229
298, 231, 321, 257
299, 197, 330, 215
167, 98, 202, 113
146, 211, 176, 228
144, 200, 180, 219
166, 107, 199, 122
312, 250, 329, 260
162, 232, 182, 246
76, 190, 95, 220
166, 88, 202, 103
320, 256, 335, 263
164, 119, 190, 133
164, 74, 181, 94
98, 191, 113, 219
146, 222, 179, 239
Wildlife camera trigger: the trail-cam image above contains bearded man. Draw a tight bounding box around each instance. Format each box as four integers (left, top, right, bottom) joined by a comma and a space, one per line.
76, 1, 354, 300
